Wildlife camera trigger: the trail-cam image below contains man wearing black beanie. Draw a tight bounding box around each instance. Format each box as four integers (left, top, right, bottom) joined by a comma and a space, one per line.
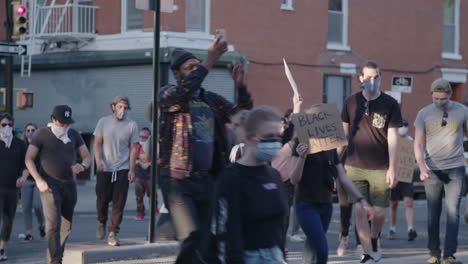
158, 36, 252, 263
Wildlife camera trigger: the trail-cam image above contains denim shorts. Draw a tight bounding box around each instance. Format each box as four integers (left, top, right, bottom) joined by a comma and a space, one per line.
244, 246, 285, 264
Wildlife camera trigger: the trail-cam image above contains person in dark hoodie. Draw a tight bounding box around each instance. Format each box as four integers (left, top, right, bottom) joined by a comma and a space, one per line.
0, 113, 28, 261
157, 36, 252, 263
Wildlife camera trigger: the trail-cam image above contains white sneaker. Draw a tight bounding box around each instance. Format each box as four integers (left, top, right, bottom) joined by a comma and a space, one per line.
337, 236, 349, 256
355, 244, 364, 258
372, 250, 382, 262
372, 239, 382, 262
0, 249, 8, 261
289, 234, 305, 243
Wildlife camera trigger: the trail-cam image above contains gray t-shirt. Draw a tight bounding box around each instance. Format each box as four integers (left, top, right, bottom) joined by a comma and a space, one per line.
93, 115, 139, 172
414, 101, 468, 170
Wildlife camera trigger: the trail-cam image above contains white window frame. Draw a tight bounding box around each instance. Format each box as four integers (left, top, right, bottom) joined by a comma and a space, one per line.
281, 0, 294, 11
326, 0, 351, 52
442, 0, 462, 60
121, 0, 143, 33
441, 68, 468, 83
185, 0, 211, 35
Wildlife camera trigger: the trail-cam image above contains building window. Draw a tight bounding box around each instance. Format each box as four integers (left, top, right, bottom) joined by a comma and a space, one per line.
281, 0, 294, 10
122, 0, 142, 32
323, 75, 351, 112
186, 0, 209, 33
327, 0, 350, 51
442, 0, 461, 59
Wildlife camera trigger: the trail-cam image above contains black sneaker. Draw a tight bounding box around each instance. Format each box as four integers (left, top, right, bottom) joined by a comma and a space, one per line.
408, 229, 418, 241
39, 226, 46, 238
24, 234, 33, 241
360, 254, 375, 264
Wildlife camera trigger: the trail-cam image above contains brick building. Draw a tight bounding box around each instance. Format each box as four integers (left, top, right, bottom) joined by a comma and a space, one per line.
0, 0, 467, 136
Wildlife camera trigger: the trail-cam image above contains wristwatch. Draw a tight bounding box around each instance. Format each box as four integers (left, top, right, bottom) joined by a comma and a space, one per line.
80, 163, 87, 170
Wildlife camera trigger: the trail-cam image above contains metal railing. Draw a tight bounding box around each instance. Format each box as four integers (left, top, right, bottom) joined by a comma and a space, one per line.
33, 3, 97, 38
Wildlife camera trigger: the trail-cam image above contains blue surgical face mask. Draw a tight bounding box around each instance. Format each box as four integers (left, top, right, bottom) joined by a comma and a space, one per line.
433, 100, 449, 110
26, 131, 35, 139
362, 79, 380, 94
255, 140, 282, 162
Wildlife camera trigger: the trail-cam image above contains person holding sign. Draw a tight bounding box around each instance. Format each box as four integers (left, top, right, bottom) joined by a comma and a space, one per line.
388, 118, 417, 241
289, 94, 374, 264
414, 79, 468, 264
339, 61, 402, 264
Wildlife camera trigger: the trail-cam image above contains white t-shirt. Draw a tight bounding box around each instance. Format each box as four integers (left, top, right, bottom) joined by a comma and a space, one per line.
93, 115, 139, 172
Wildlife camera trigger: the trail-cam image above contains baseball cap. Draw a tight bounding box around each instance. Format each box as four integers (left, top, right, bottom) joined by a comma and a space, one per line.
52, 105, 74, 124
430, 78, 452, 93
139, 129, 151, 138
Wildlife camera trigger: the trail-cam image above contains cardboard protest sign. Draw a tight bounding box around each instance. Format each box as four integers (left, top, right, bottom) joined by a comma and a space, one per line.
283, 58, 299, 95
291, 104, 347, 154
396, 137, 415, 183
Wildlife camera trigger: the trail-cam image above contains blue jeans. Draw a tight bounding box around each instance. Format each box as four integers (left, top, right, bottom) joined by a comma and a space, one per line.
295, 200, 333, 264
244, 246, 285, 264
424, 166, 465, 258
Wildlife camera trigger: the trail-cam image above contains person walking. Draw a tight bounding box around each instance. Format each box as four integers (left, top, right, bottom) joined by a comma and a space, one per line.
157, 35, 252, 263
25, 105, 91, 264
216, 106, 287, 264
339, 60, 402, 264
20, 123, 46, 241
94, 96, 139, 246
388, 118, 417, 241
289, 95, 374, 264
0, 113, 28, 260
134, 127, 152, 220
414, 79, 468, 264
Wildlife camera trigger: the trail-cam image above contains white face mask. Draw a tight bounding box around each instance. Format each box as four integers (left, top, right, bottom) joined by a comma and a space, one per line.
0, 126, 13, 138
115, 109, 126, 120
49, 123, 71, 144
0, 126, 13, 148
398, 126, 408, 137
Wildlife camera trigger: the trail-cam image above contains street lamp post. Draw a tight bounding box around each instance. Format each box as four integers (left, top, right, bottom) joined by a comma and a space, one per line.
148, 0, 161, 243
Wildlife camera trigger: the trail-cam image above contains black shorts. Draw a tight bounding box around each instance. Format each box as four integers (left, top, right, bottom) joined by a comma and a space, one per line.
390, 182, 414, 201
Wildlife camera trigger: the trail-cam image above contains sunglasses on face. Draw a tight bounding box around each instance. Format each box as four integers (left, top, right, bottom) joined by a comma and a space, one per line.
1, 123, 13, 127
441, 112, 448, 127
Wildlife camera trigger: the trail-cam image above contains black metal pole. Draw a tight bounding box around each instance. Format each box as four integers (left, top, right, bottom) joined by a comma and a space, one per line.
5, 0, 14, 115
148, 0, 161, 243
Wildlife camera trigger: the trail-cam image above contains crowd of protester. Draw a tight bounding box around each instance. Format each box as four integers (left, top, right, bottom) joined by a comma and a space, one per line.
0, 36, 467, 264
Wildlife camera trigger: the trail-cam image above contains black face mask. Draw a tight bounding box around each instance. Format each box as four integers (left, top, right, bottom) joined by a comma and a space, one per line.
281, 122, 294, 144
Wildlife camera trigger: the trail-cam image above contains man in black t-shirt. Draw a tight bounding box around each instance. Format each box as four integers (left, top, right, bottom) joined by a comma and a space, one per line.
339, 61, 402, 264
25, 105, 91, 264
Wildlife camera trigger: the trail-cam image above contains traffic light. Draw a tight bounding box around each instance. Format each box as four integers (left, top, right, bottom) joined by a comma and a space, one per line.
11, 1, 27, 40
16, 91, 33, 109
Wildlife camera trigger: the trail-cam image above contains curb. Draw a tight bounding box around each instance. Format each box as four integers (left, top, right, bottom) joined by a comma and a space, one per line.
63, 240, 179, 264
